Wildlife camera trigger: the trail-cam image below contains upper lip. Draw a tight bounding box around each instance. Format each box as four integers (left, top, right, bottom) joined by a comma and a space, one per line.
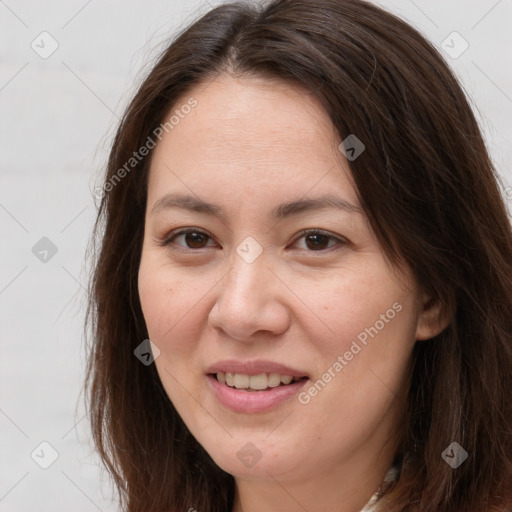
206, 359, 309, 378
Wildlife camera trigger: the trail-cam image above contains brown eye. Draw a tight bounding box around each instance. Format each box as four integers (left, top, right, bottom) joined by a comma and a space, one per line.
293, 229, 346, 252
163, 229, 215, 250
160, 228, 346, 253
304, 233, 331, 250
182, 231, 209, 248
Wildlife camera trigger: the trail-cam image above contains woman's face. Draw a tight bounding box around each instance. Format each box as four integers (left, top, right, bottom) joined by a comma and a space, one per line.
138, 75, 430, 484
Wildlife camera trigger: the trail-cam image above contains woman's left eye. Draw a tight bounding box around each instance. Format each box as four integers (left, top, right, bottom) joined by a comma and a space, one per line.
293, 229, 346, 251
159, 228, 346, 252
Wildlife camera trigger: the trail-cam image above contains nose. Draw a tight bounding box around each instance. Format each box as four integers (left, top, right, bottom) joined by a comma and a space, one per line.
208, 249, 291, 342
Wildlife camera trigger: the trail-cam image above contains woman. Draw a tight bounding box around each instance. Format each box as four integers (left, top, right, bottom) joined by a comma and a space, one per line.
85, 1, 512, 511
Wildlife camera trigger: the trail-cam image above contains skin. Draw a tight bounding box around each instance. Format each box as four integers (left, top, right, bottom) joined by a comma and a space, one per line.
138, 74, 448, 512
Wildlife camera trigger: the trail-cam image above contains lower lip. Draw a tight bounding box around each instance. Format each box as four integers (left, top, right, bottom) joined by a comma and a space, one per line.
207, 375, 309, 413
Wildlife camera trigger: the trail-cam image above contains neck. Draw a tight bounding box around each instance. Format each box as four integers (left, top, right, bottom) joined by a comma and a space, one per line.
231, 433, 397, 512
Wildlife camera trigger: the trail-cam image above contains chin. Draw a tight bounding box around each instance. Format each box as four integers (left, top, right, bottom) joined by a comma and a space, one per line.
198, 433, 309, 481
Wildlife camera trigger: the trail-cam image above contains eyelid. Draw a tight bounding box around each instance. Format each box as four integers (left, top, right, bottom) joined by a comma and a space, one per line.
293, 228, 346, 244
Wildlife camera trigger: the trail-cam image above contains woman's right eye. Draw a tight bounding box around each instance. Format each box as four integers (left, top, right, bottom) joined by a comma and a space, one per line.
161, 228, 217, 250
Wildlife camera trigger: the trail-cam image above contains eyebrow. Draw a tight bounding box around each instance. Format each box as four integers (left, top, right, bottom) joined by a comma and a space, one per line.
150, 193, 363, 221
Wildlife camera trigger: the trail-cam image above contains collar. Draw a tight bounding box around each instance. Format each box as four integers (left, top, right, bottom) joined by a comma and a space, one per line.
360, 464, 400, 511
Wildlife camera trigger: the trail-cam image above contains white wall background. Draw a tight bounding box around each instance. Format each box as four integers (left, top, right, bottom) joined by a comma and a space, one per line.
1, 0, 511, 510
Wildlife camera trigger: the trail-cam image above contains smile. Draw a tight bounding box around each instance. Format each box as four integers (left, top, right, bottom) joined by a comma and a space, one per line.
215, 371, 305, 390
207, 372, 309, 413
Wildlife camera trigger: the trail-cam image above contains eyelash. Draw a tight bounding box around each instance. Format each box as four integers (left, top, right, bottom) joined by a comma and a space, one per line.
159, 227, 347, 253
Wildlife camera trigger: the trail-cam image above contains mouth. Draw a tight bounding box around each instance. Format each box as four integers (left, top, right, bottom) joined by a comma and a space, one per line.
209, 371, 309, 391
206, 370, 310, 413
205, 360, 311, 413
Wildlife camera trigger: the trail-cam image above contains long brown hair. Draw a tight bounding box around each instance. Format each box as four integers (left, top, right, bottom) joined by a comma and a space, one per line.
85, 1, 512, 510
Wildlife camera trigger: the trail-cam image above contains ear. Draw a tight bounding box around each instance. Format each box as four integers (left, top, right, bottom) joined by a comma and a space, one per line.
415, 292, 452, 341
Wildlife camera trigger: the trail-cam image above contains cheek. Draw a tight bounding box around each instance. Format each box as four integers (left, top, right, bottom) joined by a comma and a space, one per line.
138, 252, 183, 359
299, 263, 412, 358
138, 262, 175, 341
138, 254, 193, 343
295, 262, 417, 426
138, 257, 204, 412
306, 281, 416, 418
137, 253, 216, 383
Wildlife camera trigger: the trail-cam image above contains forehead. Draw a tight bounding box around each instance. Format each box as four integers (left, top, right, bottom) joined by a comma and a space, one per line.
147, 74, 359, 208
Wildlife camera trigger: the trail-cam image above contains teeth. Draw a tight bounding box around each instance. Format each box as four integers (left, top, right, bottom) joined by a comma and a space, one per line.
249, 374, 267, 390
267, 373, 281, 387
233, 373, 249, 389
215, 372, 303, 390
280, 375, 293, 385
